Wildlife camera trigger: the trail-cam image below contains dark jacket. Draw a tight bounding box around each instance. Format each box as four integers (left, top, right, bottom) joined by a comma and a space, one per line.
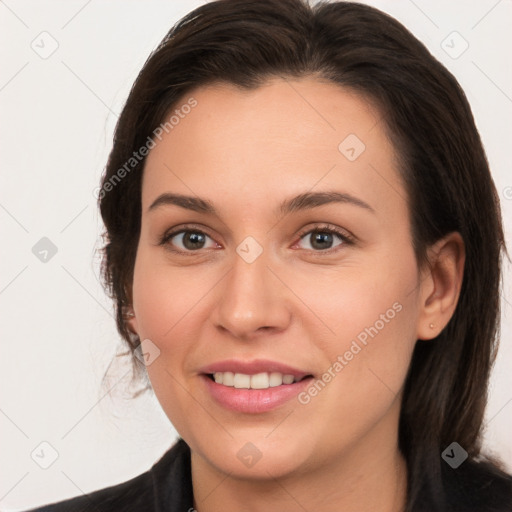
24, 439, 512, 511
24, 439, 193, 512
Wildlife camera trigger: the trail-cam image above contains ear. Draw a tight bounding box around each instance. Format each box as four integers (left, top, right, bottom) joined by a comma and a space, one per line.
416, 232, 465, 340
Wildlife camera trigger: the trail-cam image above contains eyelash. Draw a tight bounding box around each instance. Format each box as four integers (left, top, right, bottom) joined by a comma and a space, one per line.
158, 223, 355, 256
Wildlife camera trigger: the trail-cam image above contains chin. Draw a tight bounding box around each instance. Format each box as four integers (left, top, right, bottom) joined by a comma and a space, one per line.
192, 430, 313, 480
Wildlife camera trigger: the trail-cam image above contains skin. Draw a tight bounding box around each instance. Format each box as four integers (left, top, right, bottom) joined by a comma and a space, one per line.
128, 77, 465, 512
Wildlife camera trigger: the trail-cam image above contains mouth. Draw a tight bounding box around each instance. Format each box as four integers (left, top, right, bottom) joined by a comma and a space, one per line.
204, 371, 313, 389
198, 360, 315, 413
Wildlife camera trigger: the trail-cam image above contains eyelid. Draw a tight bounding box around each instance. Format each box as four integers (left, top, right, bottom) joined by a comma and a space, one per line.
159, 223, 219, 251
294, 223, 355, 253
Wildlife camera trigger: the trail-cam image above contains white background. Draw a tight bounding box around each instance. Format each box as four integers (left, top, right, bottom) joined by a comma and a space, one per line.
1, 0, 511, 510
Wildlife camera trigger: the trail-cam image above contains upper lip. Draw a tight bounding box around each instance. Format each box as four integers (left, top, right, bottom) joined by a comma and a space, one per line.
199, 359, 313, 380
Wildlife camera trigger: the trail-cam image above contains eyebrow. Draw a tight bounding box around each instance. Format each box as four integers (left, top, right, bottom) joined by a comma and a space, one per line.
147, 191, 375, 216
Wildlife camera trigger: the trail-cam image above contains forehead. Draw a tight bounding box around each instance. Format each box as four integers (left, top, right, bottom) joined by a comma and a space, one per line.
141, 78, 405, 221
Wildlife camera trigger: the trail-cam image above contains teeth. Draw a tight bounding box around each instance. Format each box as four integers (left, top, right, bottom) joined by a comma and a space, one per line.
282, 374, 294, 385
250, 372, 269, 389
269, 372, 283, 387
212, 371, 299, 389
233, 373, 251, 389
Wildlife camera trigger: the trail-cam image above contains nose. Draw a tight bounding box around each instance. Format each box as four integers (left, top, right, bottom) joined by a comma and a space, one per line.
211, 246, 292, 341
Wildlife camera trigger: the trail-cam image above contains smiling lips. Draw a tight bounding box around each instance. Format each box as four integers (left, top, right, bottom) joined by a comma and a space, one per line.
199, 359, 314, 413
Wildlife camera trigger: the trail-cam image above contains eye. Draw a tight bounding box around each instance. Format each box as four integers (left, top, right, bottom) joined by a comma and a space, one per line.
159, 223, 354, 255
159, 226, 219, 253
295, 224, 354, 253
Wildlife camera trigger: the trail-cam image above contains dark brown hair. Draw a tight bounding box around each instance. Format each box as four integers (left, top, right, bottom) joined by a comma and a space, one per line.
98, 0, 510, 509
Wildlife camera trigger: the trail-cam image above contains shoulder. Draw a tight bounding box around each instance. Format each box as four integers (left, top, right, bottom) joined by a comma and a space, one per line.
443, 458, 512, 511
23, 438, 193, 512
24, 469, 151, 512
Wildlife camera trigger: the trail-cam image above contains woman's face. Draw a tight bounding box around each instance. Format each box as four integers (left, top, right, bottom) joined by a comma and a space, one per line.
129, 78, 426, 479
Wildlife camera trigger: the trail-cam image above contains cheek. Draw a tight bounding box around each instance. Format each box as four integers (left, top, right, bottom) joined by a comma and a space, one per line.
292, 252, 419, 406
130, 249, 218, 423
290, 253, 418, 345
132, 249, 205, 339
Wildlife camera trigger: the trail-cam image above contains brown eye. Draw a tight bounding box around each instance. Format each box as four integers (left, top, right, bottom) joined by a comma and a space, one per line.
296, 225, 354, 253
301, 231, 339, 251
161, 229, 218, 252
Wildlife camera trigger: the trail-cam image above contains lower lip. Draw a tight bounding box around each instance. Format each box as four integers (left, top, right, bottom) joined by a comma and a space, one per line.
201, 375, 313, 414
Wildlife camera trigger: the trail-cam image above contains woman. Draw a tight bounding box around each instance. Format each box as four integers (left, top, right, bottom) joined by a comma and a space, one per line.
26, 0, 512, 510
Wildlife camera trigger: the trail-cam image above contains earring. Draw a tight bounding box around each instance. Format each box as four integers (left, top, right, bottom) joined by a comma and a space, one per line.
429, 323, 435, 329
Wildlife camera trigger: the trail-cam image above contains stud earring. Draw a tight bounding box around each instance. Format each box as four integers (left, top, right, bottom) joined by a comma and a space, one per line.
429, 322, 435, 329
